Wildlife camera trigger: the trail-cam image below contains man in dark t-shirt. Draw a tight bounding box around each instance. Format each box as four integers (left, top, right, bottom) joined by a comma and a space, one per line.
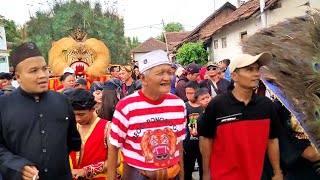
262, 100, 320, 180
199, 52, 283, 180
199, 62, 230, 98
183, 81, 203, 180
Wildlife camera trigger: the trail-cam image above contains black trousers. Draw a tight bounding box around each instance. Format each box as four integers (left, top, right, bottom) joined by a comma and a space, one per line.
184, 146, 203, 180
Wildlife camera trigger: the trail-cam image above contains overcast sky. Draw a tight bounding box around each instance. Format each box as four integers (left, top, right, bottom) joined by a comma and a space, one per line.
0, 0, 239, 42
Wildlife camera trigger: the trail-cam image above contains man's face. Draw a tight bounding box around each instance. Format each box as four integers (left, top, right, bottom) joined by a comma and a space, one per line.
119, 70, 132, 82
1, 79, 12, 88
219, 61, 227, 68
187, 72, 200, 81
111, 67, 120, 78
74, 109, 95, 125
197, 93, 212, 108
232, 62, 260, 89
141, 64, 172, 96
186, 87, 196, 102
206, 65, 219, 77
171, 67, 177, 74
93, 90, 102, 104
15, 56, 49, 94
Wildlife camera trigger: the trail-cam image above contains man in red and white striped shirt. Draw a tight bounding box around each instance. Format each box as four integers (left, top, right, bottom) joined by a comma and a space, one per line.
108, 50, 187, 180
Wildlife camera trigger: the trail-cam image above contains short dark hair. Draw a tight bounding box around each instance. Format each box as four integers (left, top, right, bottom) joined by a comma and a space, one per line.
185, 81, 199, 90
66, 88, 96, 110
110, 66, 119, 73
195, 88, 210, 100
221, 59, 231, 66
60, 73, 74, 82
0, 73, 13, 80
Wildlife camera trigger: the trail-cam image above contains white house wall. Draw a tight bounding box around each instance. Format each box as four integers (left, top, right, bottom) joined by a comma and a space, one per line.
210, 0, 320, 62
210, 18, 261, 62
133, 52, 146, 63
0, 26, 9, 73
267, 0, 320, 27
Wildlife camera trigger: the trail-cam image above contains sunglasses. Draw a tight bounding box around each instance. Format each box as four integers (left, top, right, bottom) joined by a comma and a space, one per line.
206, 66, 218, 71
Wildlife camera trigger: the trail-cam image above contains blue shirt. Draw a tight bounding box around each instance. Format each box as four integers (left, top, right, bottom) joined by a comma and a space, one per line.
170, 75, 177, 94
224, 67, 231, 81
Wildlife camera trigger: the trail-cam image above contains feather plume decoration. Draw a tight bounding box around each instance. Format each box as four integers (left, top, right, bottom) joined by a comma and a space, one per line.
242, 11, 320, 151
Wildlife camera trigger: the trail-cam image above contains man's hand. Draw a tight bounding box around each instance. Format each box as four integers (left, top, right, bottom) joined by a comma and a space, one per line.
22, 165, 39, 180
72, 168, 86, 179
272, 172, 283, 180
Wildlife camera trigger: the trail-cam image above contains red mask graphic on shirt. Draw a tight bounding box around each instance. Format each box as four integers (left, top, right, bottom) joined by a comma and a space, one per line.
140, 128, 177, 167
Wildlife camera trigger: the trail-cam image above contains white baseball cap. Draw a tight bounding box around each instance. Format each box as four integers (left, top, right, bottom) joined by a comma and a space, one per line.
139, 50, 171, 73
229, 52, 273, 73
63, 67, 75, 74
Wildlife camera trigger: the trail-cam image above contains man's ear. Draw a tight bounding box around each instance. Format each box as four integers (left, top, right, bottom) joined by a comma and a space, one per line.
90, 108, 96, 113
15, 73, 21, 84
231, 72, 237, 82
140, 74, 148, 87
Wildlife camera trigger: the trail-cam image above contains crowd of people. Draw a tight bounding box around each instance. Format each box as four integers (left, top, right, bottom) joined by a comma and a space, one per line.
0, 42, 319, 180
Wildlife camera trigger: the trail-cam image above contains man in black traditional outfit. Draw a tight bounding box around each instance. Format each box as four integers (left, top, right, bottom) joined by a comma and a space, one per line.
0, 42, 81, 180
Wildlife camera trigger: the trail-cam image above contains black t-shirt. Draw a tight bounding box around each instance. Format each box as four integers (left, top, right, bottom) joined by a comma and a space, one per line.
198, 91, 281, 179
183, 102, 203, 151
199, 91, 280, 139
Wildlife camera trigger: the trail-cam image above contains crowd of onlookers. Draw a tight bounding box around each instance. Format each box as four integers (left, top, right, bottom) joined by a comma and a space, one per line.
1, 44, 320, 180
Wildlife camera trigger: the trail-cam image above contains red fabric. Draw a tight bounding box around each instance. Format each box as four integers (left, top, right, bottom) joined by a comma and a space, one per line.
70, 119, 107, 180
198, 67, 207, 82
55, 84, 64, 91
210, 119, 270, 180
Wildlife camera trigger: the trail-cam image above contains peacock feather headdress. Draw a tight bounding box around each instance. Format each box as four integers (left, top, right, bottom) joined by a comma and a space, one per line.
242, 10, 320, 151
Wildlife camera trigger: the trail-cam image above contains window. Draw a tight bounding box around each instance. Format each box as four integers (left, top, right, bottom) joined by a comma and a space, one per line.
222, 37, 227, 48
269, 2, 282, 10
213, 40, 218, 49
240, 31, 248, 42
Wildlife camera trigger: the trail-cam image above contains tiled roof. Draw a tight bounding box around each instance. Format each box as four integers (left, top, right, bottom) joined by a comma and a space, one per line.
200, 0, 280, 42
179, 0, 280, 46
165, 31, 191, 46
186, 2, 237, 39
131, 37, 173, 53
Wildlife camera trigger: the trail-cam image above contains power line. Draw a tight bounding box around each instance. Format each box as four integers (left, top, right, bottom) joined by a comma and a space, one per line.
125, 23, 162, 31
126, 24, 197, 31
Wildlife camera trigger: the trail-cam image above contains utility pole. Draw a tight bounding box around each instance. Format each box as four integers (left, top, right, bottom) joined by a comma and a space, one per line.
259, 0, 267, 28
162, 19, 170, 55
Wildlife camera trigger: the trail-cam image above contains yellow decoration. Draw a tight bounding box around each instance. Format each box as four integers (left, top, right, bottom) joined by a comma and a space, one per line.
48, 37, 111, 76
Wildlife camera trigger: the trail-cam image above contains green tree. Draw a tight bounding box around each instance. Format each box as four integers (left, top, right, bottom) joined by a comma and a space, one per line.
0, 18, 21, 43
26, 0, 129, 64
157, 22, 185, 42
127, 36, 140, 50
164, 22, 185, 32
176, 42, 209, 65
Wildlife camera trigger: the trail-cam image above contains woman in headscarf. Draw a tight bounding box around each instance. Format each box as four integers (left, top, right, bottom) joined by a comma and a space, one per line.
90, 81, 103, 112
98, 78, 125, 121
